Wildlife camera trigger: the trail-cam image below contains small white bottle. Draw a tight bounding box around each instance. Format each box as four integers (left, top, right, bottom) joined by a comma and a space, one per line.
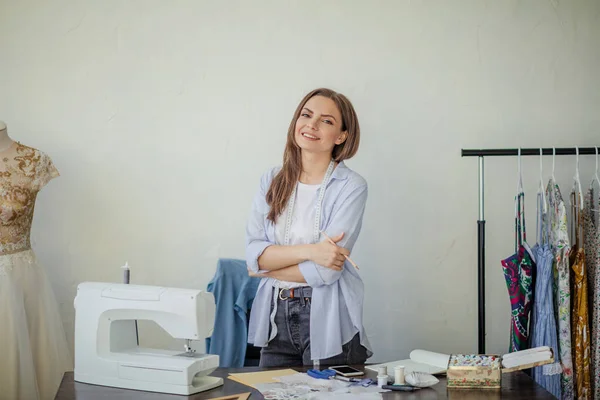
394, 366, 405, 385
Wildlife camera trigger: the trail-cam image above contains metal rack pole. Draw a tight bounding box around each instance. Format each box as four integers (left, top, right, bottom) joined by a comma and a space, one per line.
477, 156, 485, 354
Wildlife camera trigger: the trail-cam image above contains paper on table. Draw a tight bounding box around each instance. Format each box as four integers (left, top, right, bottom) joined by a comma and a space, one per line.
227, 369, 298, 388
253, 373, 388, 400
501, 351, 553, 369
277, 373, 349, 390
277, 373, 389, 394
366, 349, 450, 377
502, 346, 551, 360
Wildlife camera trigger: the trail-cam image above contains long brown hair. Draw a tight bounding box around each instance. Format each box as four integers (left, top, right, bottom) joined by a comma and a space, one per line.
266, 88, 360, 223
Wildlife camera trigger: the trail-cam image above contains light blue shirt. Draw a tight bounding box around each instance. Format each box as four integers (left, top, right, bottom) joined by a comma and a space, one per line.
206, 258, 260, 367
246, 161, 373, 361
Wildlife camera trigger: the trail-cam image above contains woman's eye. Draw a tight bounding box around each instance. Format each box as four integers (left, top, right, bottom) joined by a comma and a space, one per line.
323, 119, 333, 125
301, 113, 310, 117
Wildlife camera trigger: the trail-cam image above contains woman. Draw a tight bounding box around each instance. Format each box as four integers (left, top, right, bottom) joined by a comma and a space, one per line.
246, 88, 372, 367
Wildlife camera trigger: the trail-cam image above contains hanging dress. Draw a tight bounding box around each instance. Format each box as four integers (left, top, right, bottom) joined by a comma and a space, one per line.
547, 179, 574, 400
501, 191, 535, 353
570, 189, 591, 399
583, 188, 600, 399
530, 192, 562, 398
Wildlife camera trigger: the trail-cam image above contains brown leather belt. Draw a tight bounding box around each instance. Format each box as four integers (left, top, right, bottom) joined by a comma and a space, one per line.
278, 287, 312, 300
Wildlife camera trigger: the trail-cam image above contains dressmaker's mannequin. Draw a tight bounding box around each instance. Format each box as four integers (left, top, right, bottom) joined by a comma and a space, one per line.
0, 121, 16, 152
0, 120, 72, 400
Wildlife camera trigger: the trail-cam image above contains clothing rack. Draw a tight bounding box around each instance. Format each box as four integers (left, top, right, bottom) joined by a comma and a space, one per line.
461, 146, 600, 354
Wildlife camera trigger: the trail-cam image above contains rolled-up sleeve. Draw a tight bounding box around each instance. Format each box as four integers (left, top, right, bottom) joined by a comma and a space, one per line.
299, 180, 368, 287
245, 170, 275, 273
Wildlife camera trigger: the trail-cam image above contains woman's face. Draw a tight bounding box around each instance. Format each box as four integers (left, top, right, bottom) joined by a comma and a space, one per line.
294, 95, 347, 155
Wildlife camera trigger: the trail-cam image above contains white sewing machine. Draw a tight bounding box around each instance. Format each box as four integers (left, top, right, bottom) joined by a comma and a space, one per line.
73, 282, 223, 395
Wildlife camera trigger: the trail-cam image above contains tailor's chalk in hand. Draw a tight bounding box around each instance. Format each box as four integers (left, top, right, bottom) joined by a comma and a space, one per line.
320, 231, 360, 270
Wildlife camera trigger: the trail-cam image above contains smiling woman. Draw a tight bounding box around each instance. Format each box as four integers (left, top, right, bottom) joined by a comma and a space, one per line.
296, 97, 348, 152
245, 88, 371, 368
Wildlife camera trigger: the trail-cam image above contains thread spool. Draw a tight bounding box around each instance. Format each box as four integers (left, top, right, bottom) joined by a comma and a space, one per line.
378, 366, 387, 376
394, 366, 405, 384
122, 261, 130, 284
377, 374, 388, 388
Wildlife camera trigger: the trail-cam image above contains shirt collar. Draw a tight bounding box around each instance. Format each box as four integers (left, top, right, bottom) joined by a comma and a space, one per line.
330, 160, 350, 181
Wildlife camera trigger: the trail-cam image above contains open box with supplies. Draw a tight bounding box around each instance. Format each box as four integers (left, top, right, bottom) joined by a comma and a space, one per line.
446, 347, 556, 389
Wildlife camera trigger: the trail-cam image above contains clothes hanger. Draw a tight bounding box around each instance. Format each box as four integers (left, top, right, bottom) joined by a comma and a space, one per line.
514, 147, 522, 223
514, 148, 525, 246
545, 147, 556, 206
572, 146, 584, 210
536, 148, 548, 246
590, 146, 600, 213
590, 146, 600, 190
552, 147, 556, 182
517, 147, 524, 194
538, 148, 547, 213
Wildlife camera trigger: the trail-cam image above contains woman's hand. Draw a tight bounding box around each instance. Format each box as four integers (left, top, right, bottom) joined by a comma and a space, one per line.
309, 232, 350, 271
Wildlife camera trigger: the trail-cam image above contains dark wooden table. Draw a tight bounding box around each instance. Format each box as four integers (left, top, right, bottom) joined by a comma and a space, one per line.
56, 367, 555, 399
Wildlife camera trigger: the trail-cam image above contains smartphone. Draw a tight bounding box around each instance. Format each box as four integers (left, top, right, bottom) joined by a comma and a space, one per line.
329, 365, 364, 377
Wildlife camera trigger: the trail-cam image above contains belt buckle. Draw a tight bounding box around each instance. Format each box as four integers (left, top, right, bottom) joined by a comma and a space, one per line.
278, 288, 289, 300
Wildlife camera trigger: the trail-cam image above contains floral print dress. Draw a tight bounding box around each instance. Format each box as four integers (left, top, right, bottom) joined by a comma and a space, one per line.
583, 188, 600, 399
547, 179, 574, 400
501, 192, 534, 353
570, 189, 591, 399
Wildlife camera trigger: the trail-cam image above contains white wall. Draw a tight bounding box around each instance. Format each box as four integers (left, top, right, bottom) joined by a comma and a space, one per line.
1, 0, 599, 363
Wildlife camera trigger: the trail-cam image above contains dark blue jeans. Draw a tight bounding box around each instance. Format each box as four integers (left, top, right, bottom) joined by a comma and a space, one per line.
259, 289, 368, 367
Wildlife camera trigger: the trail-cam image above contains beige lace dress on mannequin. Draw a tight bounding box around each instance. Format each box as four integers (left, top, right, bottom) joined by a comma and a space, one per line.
0, 142, 72, 400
